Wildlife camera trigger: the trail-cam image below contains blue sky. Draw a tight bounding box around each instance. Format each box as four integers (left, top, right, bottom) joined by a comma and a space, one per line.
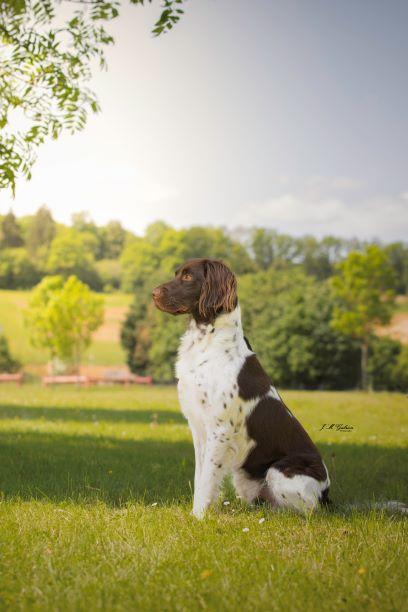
6, 0, 408, 240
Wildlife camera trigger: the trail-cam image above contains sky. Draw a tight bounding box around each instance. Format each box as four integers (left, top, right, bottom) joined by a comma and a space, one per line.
4, 0, 408, 240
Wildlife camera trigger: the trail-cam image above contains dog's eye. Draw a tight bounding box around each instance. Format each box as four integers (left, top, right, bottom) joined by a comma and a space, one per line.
182, 273, 193, 281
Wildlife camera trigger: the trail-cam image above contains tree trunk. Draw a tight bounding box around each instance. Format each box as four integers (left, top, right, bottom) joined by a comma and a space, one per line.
73, 344, 81, 375
361, 341, 369, 391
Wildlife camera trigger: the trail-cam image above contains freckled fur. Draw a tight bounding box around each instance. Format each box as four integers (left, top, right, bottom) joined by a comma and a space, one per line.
176, 306, 330, 518
154, 258, 329, 519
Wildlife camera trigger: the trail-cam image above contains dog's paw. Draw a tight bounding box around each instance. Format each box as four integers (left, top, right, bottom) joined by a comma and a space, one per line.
191, 505, 206, 520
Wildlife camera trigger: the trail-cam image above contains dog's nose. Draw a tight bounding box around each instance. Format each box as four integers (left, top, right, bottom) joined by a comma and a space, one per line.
152, 287, 163, 300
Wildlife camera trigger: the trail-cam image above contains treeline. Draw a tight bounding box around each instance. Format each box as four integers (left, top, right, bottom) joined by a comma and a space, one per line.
1, 208, 408, 294
1, 208, 407, 391
0, 208, 127, 291
120, 263, 408, 391
117, 222, 407, 391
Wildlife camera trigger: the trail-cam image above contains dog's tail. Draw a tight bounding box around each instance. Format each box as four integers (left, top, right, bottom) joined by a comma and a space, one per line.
366, 500, 408, 513
327, 500, 408, 514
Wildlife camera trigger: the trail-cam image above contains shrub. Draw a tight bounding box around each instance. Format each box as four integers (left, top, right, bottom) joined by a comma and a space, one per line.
393, 345, 408, 392
0, 248, 40, 289
239, 270, 360, 389
95, 259, 122, 292
25, 275, 104, 373
46, 231, 102, 290
0, 334, 21, 373
368, 336, 408, 392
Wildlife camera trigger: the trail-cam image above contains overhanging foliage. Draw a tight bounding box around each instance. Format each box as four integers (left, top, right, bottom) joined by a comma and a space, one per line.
0, 0, 185, 193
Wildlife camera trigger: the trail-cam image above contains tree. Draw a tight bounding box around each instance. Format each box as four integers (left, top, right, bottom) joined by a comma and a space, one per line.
26, 205, 56, 255
95, 258, 122, 291
121, 266, 186, 380
101, 220, 126, 259
251, 228, 276, 270
330, 245, 396, 390
0, 210, 23, 247
297, 235, 345, 280
182, 226, 255, 274
239, 269, 360, 389
0, 247, 40, 288
120, 237, 161, 292
384, 242, 408, 295
25, 275, 104, 372
393, 345, 408, 392
0, 0, 186, 193
46, 230, 101, 289
70, 212, 105, 258
367, 336, 403, 391
120, 223, 256, 293
120, 291, 151, 374
121, 266, 361, 387
0, 332, 21, 372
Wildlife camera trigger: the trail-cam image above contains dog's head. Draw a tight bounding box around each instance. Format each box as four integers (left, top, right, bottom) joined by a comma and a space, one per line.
152, 258, 237, 323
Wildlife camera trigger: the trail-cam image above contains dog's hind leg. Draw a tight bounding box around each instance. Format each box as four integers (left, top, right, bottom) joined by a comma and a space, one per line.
264, 467, 322, 513
232, 469, 264, 504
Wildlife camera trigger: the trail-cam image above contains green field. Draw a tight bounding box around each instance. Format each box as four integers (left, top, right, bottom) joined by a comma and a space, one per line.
0, 386, 406, 611
0, 290, 133, 369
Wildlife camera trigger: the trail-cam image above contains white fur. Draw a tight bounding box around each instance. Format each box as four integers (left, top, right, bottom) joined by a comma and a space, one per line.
265, 468, 323, 511
176, 306, 329, 518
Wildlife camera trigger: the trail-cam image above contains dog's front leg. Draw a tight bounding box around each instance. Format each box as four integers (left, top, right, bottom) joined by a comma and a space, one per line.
189, 419, 206, 495
192, 427, 234, 519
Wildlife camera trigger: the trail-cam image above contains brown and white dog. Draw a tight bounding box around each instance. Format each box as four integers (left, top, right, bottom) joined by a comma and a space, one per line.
152, 258, 330, 518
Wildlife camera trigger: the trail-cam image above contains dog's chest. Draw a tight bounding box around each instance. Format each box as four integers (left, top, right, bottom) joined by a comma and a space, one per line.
176, 324, 246, 423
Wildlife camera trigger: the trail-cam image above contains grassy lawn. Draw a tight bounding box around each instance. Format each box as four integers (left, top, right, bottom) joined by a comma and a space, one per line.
0, 290, 133, 369
0, 386, 406, 611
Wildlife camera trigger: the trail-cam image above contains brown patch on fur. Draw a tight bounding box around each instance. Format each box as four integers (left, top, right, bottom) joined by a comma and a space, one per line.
238, 355, 271, 400
242, 395, 327, 483
152, 258, 237, 324
198, 260, 237, 321
271, 453, 327, 482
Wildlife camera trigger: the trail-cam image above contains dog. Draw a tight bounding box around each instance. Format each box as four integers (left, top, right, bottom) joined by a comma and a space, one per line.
152, 258, 330, 518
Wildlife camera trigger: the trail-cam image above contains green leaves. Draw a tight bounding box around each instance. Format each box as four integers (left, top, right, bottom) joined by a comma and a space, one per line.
152, 2, 184, 36
0, 2, 111, 193
0, 0, 186, 193
330, 245, 396, 341
0, 333, 21, 372
25, 274, 104, 370
330, 245, 397, 389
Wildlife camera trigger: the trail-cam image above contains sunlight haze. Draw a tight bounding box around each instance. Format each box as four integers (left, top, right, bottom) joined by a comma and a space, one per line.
4, 0, 408, 240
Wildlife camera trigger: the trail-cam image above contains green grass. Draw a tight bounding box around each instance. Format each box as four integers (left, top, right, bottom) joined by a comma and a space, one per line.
0, 290, 132, 368
0, 386, 407, 611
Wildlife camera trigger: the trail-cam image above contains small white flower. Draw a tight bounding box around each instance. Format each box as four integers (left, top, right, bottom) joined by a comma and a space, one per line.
223, 501, 230, 506
242, 527, 249, 532
258, 518, 265, 524
151, 502, 158, 507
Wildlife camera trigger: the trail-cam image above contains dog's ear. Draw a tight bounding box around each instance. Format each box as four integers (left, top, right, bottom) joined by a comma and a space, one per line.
198, 260, 237, 321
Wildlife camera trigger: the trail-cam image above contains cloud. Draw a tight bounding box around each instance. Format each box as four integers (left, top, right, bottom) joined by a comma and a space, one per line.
8, 157, 407, 241
237, 190, 408, 241
305, 175, 363, 192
